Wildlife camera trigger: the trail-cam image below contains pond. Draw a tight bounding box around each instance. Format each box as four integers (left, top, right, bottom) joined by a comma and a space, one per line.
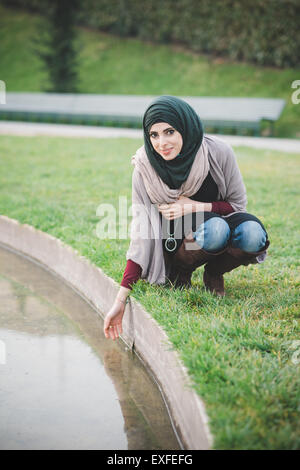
0, 245, 180, 450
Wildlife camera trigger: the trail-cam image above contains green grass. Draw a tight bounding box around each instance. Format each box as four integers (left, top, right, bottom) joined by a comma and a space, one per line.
0, 5, 300, 138
0, 134, 299, 449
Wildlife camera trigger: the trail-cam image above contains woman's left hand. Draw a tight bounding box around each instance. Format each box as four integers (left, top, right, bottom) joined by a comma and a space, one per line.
157, 196, 197, 220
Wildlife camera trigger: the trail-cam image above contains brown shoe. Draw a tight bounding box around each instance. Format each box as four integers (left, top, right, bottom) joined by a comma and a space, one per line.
165, 233, 228, 289
168, 268, 193, 288
203, 268, 225, 297
203, 240, 270, 296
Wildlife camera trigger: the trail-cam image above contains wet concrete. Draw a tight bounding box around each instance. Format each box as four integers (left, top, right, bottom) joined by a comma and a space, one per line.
0, 245, 180, 450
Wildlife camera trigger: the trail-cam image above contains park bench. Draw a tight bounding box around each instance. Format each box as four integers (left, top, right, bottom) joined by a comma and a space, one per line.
0, 92, 286, 136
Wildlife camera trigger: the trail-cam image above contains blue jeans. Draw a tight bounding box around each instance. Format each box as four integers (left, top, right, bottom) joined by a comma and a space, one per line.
193, 217, 267, 253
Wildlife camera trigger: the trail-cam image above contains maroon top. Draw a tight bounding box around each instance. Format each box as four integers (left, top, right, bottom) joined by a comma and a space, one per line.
121, 259, 142, 289
211, 200, 234, 215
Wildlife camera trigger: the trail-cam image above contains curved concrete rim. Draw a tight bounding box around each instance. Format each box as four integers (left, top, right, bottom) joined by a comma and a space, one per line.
0, 215, 213, 450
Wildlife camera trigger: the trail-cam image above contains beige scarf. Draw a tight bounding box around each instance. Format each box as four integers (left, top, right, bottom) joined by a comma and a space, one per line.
132, 140, 210, 204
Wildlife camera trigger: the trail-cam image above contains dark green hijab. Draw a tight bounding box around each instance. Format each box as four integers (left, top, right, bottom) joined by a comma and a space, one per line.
143, 95, 204, 189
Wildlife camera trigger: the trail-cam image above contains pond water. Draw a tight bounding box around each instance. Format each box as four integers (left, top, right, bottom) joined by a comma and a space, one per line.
0, 245, 180, 450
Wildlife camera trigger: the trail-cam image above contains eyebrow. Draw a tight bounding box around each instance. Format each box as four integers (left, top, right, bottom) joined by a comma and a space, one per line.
149, 127, 175, 135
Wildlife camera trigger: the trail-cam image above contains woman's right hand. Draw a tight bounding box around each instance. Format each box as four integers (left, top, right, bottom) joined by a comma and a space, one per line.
103, 300, 125, 341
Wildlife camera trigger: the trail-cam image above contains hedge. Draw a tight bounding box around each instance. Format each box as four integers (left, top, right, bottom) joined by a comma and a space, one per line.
2, 0, 300, 68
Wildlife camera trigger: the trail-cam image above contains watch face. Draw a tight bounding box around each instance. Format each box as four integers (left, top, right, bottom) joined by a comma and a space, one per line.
165, 237, 177, 253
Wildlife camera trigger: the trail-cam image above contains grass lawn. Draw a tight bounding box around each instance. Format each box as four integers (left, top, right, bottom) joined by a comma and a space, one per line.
0, 5, 300, 138
0, 134, 299, 449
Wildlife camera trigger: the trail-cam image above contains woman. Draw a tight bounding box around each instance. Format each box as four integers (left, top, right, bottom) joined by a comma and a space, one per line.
104, 95, 269, 340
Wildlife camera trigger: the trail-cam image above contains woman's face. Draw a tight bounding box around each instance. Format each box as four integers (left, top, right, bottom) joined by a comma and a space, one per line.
149, 122, 183, 161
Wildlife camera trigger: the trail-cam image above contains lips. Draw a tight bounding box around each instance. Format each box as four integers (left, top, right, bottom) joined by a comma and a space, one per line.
161, 148, 173, 155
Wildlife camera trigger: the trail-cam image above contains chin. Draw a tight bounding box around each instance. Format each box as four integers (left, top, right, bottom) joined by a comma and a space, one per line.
160, 152, 177, 161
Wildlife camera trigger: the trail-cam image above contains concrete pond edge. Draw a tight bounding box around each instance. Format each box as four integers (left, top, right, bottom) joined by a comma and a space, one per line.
0, 215, 213, 450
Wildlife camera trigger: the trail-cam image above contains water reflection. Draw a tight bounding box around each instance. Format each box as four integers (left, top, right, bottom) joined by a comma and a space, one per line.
0, 245, 180, 450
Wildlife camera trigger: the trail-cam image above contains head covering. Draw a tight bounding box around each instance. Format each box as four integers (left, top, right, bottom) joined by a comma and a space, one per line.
143, 95, 204, 189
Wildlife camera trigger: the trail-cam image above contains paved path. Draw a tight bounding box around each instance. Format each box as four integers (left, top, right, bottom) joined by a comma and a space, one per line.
1, 120, 300, 153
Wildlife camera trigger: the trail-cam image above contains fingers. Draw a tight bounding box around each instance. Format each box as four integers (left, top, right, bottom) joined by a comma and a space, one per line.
157, 205, 175, 219
104, 319, 122, 341
117, 322, 123, 335
105, 325, 116, 340
158, 202, 184, 220
104, 319, 116, 340
103, 302, 125, 340
159, 212, 171, 220
104, 324, 111, 339
105, 325, 115, 340
113, 325, 119, 339
160, 210, 177, 220
111, 324, 122, 341
103, 317, 110, 338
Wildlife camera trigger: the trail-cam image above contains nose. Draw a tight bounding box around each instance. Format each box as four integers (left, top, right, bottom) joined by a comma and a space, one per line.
158, 134, 168, 148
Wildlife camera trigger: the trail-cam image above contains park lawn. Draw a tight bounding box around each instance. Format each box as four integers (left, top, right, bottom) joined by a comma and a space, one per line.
0, 134, 299, 449
0, 4, 300, 138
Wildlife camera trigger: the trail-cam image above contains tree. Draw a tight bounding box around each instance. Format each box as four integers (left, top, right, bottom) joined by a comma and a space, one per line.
36, 0, 80, 92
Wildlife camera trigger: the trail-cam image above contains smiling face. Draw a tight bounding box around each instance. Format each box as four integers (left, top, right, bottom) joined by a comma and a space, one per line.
149, 122, 183, 161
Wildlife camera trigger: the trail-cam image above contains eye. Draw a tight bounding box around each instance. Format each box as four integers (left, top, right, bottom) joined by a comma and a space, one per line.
149, 132, 158, 139
166, 129, 175, 135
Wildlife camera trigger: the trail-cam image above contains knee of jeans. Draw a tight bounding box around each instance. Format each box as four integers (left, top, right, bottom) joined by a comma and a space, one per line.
193, 217, 230, 252
231, 220, 267, 253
